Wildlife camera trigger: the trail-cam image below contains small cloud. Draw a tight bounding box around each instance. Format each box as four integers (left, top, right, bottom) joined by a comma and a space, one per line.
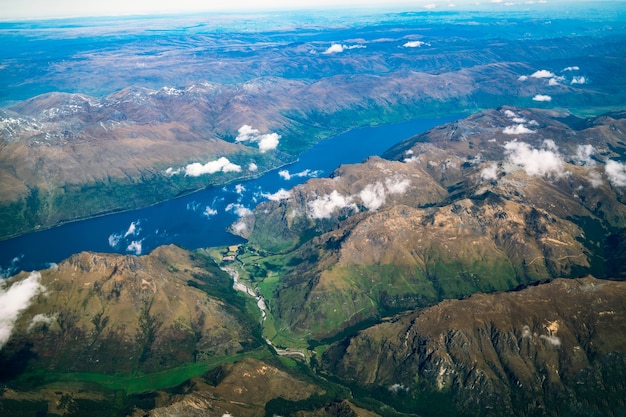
263, 188, 292, 201
258, 133, 280, 152
532, 94, 552, 102
226, 203, 253, 217
504, 139, 565, 177
231, 220, 248, 236
605, 160, 626, 187
307, 190, 356, 219
184, 157, 242, 177
563, 66, 580, 72
403, 40, 429, 48
0, 271, 46, 349
518, 75, 529, 81
279, 169, 321, 181
481, 162, 499, 180
424, 4, 437, 9
235, 184, 246, 195
573, 144, 596, 166
248, 162, 258, 172
503, 109, 518, 118
360, 182, 387, 211
503, 124, 536, 135
109, 220, 141, 249
235, 125, 281, 152
540, 334, 561, 346
164, 167, 181, 176
126, 240, 143, 255
124, 221, 140, 238
531, 69, 556, 79
324, 43, 345, 54
0, 255, 23, 279
203, 207, 218, 218
587, 170, 603, 188
389, 383, 410, 393
385, 177, 411, 194
28, 313, 56, 332
571, 76, 587, 85
323, 43, 366, 54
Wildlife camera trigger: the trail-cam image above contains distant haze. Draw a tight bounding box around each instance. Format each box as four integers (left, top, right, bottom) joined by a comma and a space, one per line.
0, 0, 602, 21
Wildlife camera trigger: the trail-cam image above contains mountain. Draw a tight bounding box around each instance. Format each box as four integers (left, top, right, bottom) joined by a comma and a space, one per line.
241, 107, 626, 342
0, 245, 261, 377
136, 358, 321, 417
2, 8, 626, 241
321, 277, 626, 417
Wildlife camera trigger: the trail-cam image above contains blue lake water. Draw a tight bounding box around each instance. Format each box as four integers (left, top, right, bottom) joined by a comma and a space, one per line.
0, 115, 461, 276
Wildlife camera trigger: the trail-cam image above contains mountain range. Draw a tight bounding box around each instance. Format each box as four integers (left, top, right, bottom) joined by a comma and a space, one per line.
2, 107, 626, 416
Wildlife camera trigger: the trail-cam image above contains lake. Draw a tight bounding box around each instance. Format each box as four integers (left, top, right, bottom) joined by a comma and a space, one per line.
0, 115, 461, 276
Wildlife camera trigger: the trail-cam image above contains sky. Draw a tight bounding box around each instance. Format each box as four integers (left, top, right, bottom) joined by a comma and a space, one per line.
0, 0, 596, 21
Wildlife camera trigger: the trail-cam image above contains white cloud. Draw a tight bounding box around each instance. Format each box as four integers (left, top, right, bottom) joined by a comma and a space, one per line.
109, 220, 141, 249
573, 144, 596, 166
389, 383, 410, 393
0, 271, 45, 349
571, 76, 587, 85
248, 162, 258, 172
518, 75, 528, 81
127, 240, 143, 255
503, 124, 536, 135
258, 133, 281, 152
235, 184, 246, 194
231, 220, 248, 235
164, 167, 181, 176
28, 313, 56, 332
124, 221, 140, 238
504, 109, 518, 118
263, 188, 292, 201
360, 182, 387, 211
184, 157, 242, 177
0, 255, 23, 279
323, 43, 366, 54
532, 94, 552, 102
235, 124, 260, 142
480, 162, 499, 180
587, 170, 603, 188
307, 190, 356, 219
279, 168, 321, 181
540, 334, 561, 346
563, 66, 580, 72
605, 160, 626, 187
403, 40, 429, 48
504, 139, 565, 177
385, 177, 411, 194
235, 125, 281, 152
203, 207, 218, 218
531, 70, 556, 79
548, 78, 559, 86
503, 110, 528, 124
424, 3, 437, 9
226, 203, 253, 217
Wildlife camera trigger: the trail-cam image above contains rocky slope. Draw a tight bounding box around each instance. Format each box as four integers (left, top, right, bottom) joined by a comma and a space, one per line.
322, 277, 626, 417
0, 245, 261, 376
133, 358, 320, 417
243, 107, 626, 341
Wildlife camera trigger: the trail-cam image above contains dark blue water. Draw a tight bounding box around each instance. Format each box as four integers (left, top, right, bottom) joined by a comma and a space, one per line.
0, 115, 460, 276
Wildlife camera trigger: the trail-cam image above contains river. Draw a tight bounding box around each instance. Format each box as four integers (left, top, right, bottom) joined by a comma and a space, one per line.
0, 115, 461, 276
